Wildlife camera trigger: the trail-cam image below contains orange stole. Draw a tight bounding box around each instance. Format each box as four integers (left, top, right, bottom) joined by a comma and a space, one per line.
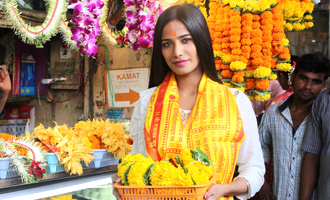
144, 72, 245, 190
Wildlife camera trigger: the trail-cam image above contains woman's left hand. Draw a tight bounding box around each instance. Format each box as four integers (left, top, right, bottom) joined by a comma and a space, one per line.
204, 184, 227, 200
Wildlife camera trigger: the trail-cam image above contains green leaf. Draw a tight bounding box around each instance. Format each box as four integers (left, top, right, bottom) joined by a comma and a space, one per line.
124, 162, 136, 185
230, 81, 246, 88
222, 62, 231, 65
277, 60, 291, 63
175, 155, 182, 168
254, 89, 272, 97
143, 163, 155, 185
191, 149, 211, 166
222, 78, 231, 82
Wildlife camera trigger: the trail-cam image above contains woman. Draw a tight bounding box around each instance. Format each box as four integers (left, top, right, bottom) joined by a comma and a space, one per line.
113, 4, 264, 200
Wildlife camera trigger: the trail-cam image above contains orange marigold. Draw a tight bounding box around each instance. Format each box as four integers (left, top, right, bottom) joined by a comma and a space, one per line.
223, 31, 230, 36
252, 22, 261, 29
281, 47, 290, 54
256, 79, 270, 90
252, 58, 263, 66
222, 37, 230, 43
242, 52, 250, 59
230, 42, 241, 49
215, 63, 221, 70
221, 70, 233, 78
279, 53, 291, 61
262, 42, 272, 50
251, 45, 262, 52
239, 56, 248, 64
252, 15, 260, 21
222, 42, 230, 49
263, 61, 272, 68
242, 26, 253, 34
214, 32, 223, 39
230, 35, 241, 42
229, 16, 241, 23
262, 49, 273, 57
251, 38, 262, 45
241, 39, 251, 46
230, 23, 241, 29
214, 38, 222, 44
261, 24, 273, 31
263, 30, 272, 36
222, 48, 231, 54
232, 49, 242, 55
230, 28, 241, 36
241, 33, 251, 39
242, 13, 253, 21
242, 21, 253, 27
245, 81, 256, 90
251, 29, 263, 38
273, 33, 283, 41
261, 11, 273, 20
241, 46, 251, 53
251, 51, 263, 59
232, 55, 240, 62
215, 59, 222, 64
262, 35, 273, 42
221, 64, 230, 70
232, 74, 244, 83
213, 44, 221, 51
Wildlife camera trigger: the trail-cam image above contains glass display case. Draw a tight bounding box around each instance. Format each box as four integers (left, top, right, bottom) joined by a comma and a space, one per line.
0, 172, 117, 200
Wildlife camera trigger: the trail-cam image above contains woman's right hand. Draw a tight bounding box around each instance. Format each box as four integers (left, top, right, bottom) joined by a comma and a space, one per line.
112, 174, 122, 200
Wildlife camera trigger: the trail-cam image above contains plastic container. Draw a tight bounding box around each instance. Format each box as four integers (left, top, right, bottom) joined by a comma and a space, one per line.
92, 149, 114, 160
0, 158, 11, 170
46, 153, 59, 165
0, 169, 20, 180
81, 158, 119, 169
46, 164, 65, 174
113, 179, 213, 200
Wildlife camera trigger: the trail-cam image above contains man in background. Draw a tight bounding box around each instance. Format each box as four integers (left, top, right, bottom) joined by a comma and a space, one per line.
258, 53, 330, 200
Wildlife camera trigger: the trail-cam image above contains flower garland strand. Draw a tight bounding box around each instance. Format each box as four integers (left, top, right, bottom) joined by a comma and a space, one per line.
124, 0, 163, 51
0, 138, 47, 183
68, 0, 105, 57
2, 0, 69, 48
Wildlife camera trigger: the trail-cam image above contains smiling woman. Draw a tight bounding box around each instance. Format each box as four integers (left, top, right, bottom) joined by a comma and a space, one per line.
112, 3, 265, 200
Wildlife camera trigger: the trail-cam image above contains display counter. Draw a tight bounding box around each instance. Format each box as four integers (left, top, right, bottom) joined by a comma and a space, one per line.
0, 170, 117, 200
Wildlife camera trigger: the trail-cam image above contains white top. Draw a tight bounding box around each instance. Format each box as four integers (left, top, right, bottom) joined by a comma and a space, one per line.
129, 87, 265, 199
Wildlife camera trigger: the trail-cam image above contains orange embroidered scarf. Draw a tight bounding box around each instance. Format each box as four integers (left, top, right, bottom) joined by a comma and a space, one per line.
144, 72, 245, 187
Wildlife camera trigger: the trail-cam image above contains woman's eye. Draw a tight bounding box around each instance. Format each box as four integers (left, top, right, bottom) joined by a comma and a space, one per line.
182, 38, 192, 43
162, 42, 171, 47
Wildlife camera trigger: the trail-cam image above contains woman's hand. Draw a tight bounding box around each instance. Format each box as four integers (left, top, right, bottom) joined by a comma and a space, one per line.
204, 184, 227, 200
112, 174, 122, 200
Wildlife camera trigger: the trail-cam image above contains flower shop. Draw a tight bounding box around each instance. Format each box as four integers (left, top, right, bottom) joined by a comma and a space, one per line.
0, 0, 328, 199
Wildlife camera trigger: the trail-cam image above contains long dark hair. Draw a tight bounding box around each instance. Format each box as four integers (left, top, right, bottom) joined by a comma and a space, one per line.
148, 3, 220, 88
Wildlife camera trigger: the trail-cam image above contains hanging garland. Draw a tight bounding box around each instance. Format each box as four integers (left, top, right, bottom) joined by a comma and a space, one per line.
2, 0, 69, 48
0, 138, 47, 183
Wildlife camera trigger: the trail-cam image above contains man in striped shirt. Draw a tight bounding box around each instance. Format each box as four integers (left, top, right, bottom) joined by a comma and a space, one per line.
258, 53, 330, 200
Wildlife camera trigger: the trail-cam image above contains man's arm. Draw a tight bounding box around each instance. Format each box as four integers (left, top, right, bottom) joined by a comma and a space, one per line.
300, 152, 319, 200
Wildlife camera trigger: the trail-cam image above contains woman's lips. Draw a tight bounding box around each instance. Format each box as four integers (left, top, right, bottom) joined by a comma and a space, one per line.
173, 60, 188, 66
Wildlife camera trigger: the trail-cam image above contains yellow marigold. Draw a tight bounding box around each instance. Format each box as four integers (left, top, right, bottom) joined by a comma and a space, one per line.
223, 82, 234, 88
254, 67, 271, 78
214, 51, 222, 58
236, 87, 246, 92
185, 163, 211, 185
284, 23, 293, 31
276, 63, 292, 72
230, 61, 247, 71
245, 70, 255, 78
222, 54, 232, 63
149, 161, 193, 186
127, 159, 153, 186
255, 93, 271, 102
293, 23, 305, 31
304, 15, 313, 21
180, 149, 195, 166
282, 38, 289, 47
270, 73, 277, 80
247, 95, 255, 101
304, 22, 314, 28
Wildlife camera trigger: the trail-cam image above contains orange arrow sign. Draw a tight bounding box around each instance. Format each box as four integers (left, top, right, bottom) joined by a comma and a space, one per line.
115, 89, 140, 105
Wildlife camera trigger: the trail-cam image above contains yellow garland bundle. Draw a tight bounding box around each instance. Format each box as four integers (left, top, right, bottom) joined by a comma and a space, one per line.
280, 0, 314, 31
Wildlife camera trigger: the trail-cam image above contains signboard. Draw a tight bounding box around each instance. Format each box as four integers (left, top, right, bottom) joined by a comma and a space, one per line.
105, 67, 150, 108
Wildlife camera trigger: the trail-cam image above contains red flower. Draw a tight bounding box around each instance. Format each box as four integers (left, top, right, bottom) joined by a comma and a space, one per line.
29, 160, 46, 180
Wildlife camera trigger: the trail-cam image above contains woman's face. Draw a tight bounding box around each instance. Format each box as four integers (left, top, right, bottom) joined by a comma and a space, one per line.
161, 20, 202, 77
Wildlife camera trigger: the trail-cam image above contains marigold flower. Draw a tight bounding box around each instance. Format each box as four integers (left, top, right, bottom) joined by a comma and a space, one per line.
279, 53, 291, 61
252, 58, 263, 66
230, 42, 241, 49
230, 28, 241, 36
221, 64, 230, 70
231, 55, 240, 62
254, 67, 271, 78
232, 74, 244, 83
242, 21, 253, 27
221, 70, 233, 78
245, 81, 256, 90
245, 71, 255, 78
251, 29, 263, 38
262, 49, 273, 57
222, 48, 231, 54
251, 45, 262, 52
241, 39, 252, 46
230, 35, 241, 42
239, 56, 248, 64
230, 61, 246, 71
223, 82, 233, 88
251, 52, 263, 59
232, 49, 242, 55
255, 93, 271, 101
270, 73, 277, 80
276, 63, 292, 72
251, 38, 262, 45
230, 16, 241, 23
284, 23, 293, 31
253, 14, 260, 21
252, 22, 261, 29
262, 35, 273, 42
223, 31, 230, 36
256, 79, 270, 90
242, 26, 253, 34
242, 13, 253, 21
242, 52, 250, 59
262, 42, 272, 50
222, 37, 230, 43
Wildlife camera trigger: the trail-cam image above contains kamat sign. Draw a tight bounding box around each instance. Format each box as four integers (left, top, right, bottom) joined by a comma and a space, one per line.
105, 67, 150, 108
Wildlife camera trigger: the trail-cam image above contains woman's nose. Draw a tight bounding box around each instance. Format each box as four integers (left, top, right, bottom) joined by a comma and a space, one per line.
173, 43, 183, 58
